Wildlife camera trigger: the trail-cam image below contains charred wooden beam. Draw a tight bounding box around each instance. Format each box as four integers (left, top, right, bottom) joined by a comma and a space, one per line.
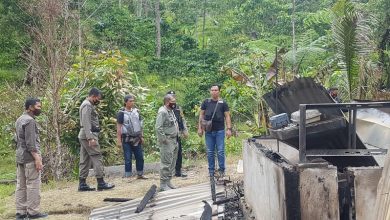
103, 198, 133, 202
213, 196, 240, 205
200, 200, 212, 220
135, 184, 157, 213
210, 176, 216, 202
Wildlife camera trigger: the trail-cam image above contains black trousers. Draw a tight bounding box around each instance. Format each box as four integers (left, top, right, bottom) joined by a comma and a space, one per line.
175, 137, 183, 174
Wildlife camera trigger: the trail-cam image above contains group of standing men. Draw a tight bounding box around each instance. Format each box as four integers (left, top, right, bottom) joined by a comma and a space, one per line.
156, 84, 231, 190
14, 84, 231, 219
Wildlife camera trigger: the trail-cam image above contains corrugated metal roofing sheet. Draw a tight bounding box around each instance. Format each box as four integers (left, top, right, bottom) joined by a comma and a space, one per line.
89, 182, 223, 220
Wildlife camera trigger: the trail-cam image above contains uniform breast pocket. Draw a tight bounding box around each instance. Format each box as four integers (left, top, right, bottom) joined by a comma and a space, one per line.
168, 118, 175, 126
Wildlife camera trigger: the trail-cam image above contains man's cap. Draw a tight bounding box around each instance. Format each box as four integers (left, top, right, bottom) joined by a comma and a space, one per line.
166, 90, 176, 95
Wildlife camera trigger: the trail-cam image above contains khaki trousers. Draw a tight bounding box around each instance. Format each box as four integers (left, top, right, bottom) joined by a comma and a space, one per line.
16, 161, 41, 215
79, 138, 104, 179
159, 137, 179, 183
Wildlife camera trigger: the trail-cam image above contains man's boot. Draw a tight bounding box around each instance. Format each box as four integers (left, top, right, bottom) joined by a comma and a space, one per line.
27, 212, 48, 219
175, 171, 188, 177
97, 178, 115, 191
78, 178, 95, 191
160, 181, 170, 191
167, 179, 177, 189
16, 213, 27, 220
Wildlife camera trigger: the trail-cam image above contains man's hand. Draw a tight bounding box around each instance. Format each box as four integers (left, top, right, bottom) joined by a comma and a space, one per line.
88, 139, 97, 147
226, 129, 232, 139
140, 137, 145, 145
197, 128, 203, 137
34, 158, 43, 171
116, 137, 122, 147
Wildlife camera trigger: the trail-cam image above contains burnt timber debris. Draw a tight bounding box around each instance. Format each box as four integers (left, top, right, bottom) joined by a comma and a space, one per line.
200, 200, 212, 220
103, 198, 133, 202
134, 184, 157, 213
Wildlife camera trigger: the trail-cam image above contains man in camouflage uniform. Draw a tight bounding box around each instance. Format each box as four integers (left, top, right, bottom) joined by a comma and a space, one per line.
155, 94, 179, 191
15, 98, 48, 219
166, 91, 188, 177
78, 88, 114, 191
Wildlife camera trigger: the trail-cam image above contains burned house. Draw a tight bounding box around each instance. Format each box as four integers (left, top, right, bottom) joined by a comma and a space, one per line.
243, 77, 389, 220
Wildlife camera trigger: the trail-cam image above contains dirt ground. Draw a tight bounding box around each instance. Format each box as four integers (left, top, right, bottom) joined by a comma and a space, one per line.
1, 156, 242, 220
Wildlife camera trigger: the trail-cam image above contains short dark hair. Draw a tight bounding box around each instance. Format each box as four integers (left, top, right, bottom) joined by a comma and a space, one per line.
25, 98, 41, 110
89, 87, 102, 97
210, 84, 220, 90
124, 95, 135, 105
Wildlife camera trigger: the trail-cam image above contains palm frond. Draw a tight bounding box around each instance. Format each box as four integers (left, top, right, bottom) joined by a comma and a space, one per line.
331, 0, 375, 99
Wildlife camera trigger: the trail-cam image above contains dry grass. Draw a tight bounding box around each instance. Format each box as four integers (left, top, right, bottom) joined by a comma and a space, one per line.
1, 156, 242, 220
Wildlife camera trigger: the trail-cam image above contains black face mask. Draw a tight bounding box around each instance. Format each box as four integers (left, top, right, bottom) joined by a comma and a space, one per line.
169, 103, 176, 109
33, 109, 42, 116
93, 100, 100, 105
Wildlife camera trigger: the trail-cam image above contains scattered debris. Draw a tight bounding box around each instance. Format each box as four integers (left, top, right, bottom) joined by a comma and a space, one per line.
221, 180, 245, 220
103, 198, 133, 202
134, 184, 157, 213
200, 200, 212, 220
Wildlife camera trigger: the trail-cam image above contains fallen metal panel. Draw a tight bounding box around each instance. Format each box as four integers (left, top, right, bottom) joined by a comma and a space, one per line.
263, 77, 342, 117
89, 183, 223, 220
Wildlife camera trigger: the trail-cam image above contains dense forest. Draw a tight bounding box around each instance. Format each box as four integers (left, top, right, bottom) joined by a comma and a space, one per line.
0, 0, 389, 180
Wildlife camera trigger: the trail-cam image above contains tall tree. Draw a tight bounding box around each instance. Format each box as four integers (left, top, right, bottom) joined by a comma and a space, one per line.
23, 0, 76, 180
201, 0, 207, 50
155, 0, 161, 58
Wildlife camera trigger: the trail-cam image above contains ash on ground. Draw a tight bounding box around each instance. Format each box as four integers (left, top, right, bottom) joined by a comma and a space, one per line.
220, 179, 245, 220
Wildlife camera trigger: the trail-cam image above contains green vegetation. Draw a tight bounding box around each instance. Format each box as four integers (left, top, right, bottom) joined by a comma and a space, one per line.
0, 0, 388, 186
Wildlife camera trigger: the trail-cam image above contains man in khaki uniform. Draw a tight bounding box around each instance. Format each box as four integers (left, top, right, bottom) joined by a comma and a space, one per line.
155, 94, 179, 191
15, 98, 48, 219
166, 91, 189, 178
78, 88, 114, 191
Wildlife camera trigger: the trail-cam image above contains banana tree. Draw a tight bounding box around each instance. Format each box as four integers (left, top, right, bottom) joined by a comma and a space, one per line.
220, 48, 283, 134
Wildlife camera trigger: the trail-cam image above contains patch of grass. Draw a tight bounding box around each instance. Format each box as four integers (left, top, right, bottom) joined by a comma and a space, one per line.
0, 155, 16, 215
0, 68, 24, 84
0, 156, 16, 180
0, 184, 15, 214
